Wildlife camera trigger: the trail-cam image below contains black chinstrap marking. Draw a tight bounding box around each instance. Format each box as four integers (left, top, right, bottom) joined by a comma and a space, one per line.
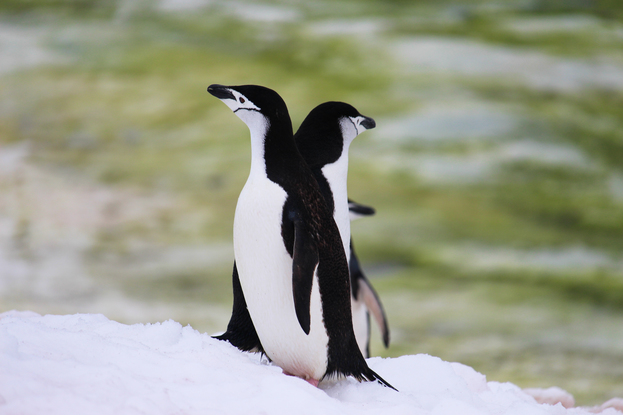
233, 107, 261, 113
347, 116, 358, 133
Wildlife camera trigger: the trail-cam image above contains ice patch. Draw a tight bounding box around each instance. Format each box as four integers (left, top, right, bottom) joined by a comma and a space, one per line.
224, 2, 301, 23
157, 0, 213, 12
308, 19, 387, 37
368, 139, 590, 184
0, 24, 63, 75
376, 104, 516, 142
439, 245, 619, 273
406, 153, 493, 184
149, 0, 300, 22
391, 36, 623, 92
503, 15, 602, 34
496, 140, 588, 167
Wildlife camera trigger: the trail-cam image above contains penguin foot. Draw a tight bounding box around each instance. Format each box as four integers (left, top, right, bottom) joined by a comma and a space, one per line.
282, 370, 320, 388
305, 378, 320, 387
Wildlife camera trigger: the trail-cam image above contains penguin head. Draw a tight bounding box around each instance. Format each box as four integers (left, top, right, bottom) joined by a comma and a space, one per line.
336, 103, 376, 142
295, 101, 375, 168
207, 84, 291, 134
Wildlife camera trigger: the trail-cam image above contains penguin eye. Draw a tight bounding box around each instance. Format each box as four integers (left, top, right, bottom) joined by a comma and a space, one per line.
239, 97, 246, 104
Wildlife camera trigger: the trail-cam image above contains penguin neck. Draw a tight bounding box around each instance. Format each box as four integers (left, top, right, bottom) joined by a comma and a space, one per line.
321, 150, 351, 259
249, 124, 270, 179
321, 145, 350, 204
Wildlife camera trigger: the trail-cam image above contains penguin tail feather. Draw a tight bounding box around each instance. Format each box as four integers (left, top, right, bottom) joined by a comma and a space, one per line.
363, 368, 398, 392
214, 332, 226, 340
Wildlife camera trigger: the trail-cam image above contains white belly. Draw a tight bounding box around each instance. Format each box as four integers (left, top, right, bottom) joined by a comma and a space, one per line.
323, 159, 369, 355
233, 175, 329, 380
321, 159, 350, 260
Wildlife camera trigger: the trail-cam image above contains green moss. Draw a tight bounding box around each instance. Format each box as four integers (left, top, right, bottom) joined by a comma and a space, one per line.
0, 0, 118, 17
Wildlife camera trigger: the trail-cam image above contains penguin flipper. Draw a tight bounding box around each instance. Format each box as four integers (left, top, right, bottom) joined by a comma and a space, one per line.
348, 199, 376, 221
350, 242, 390, 348
358, 275, 390, 348
214, 262, 264, 353
292, 219, 319, 336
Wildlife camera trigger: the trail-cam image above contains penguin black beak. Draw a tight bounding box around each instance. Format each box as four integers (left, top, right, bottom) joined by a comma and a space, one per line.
361, 116, 376, 130
208, 84, 236, 101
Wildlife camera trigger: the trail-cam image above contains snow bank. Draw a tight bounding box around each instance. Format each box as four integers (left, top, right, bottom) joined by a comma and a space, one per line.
0, 311, 619, 415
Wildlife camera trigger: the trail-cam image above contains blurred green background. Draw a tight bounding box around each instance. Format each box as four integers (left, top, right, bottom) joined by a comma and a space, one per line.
1, 0, 622, 405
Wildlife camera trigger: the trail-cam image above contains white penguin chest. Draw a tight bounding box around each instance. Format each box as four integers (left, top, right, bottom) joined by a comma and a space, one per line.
321, 155, 351, 260
321, 153, 372, 357
233, 175, 329, 380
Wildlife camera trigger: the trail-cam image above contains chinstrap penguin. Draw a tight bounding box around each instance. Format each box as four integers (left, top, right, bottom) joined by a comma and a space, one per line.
208, 84, 395, 390
347, 200, 390, 357
294, 102, 389, 358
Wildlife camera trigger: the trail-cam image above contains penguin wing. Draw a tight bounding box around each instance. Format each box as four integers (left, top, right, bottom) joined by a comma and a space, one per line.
350, 243, 390, 348
292, 217, 319, 336
348, 199, 376, 221
358, 274, 390, 348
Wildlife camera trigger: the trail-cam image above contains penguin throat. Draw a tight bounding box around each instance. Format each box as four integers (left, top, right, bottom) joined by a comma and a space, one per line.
245, 116, 270, 178
339, 117, 358, 146
321, 153, 351, 259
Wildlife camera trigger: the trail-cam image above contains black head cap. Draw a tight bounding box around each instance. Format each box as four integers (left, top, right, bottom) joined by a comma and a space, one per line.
295, 101, 375, 169
208, 84, 290, 122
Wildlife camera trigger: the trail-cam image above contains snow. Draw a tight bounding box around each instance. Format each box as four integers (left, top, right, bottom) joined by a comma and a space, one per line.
524, 388, 576, 409
391, 36, 623, 92
1, 311, 621, 415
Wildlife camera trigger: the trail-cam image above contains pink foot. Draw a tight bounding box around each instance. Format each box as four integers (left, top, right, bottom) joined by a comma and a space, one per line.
282, 370, 320, 387
305, 378, 319, 387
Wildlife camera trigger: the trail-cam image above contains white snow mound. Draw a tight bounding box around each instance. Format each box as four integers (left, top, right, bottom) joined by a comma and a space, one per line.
0, 311, 619, 415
